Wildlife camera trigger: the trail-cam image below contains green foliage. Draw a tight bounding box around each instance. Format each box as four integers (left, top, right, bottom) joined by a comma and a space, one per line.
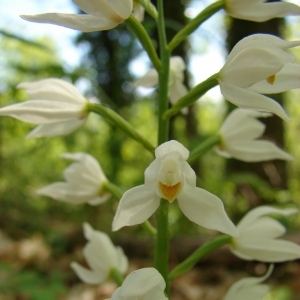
0, 263, 67, 300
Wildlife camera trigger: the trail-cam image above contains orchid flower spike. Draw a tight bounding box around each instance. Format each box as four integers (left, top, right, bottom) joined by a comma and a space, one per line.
107, 268, 168, 300
20, 0, 133, 32
224, 264, 273, 300
37, 152, 111, 205
219, 34, 300, 122
134, 56, 188, 114
230, 206, 300, 262
0, 78, 89, 138
225, 0, 300, 22
71, 223, 128, 285
215, 108, 293, 162
113, 140, 237, 236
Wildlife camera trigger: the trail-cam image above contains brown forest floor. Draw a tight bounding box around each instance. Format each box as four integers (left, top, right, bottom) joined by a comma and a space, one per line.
0, 229, 300, 300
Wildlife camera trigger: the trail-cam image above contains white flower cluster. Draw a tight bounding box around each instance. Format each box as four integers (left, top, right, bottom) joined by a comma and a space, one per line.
1, 0, 300, 298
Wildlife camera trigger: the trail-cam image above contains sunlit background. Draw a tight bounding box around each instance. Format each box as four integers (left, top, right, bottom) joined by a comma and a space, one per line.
1, 0, 300, 299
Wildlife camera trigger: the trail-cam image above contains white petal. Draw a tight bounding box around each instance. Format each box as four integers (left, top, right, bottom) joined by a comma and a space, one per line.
112, 185, 160, 231
26, 119, 86, 138
70, 262, 106, 284
108, 0, 133, 20
62, 153, 105, 187
155, 140, 189, 160
169, 81, 188, 105
144, 159, 160, 186
177, 185, 237, 236
228, 1, 300, 22
83, 236, 116, 272
133, 69, 159, 88
249, 63, 300, 94
63, 162, 99, 188
219, 81, 291, 122
237, 206, 298, 232
72, 0, 122, 21
225, 284, 269, 300
145, 288, 169, 300
220, 108, 269, 142
225, 140, 293, 162
18, 78, 86, 105
0, 100, 83, 124
115, 247, 129, 274
170, 56, 186, 72
183, 163, 196, 188
119, 268, 165, 297
241, 217, 286, 239
214, 146, 232, 159
224, 265, 273, 300
225, 34, 300, 67
133, 3, 145, 22
36, 182, 96, 204
83, 222, 94, 240
234, 237, 300, 262
221, 46, 294, 88
21, 13, 118, 32
88, 195, 111, 205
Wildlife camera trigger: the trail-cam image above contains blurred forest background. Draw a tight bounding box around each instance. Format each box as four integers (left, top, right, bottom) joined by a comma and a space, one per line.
1, 0, 300, 299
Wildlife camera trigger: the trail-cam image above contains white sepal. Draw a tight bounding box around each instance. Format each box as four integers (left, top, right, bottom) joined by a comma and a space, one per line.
37, 152, 111, 206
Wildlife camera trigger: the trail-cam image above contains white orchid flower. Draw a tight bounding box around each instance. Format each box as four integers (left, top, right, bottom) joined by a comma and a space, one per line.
71, 223, 128, 285
37, 152, 111, 205
225, 0, 300, 22
112, 140, 237, 236
108, 268, 168, 300
215, 108, 293, 162
20, 0, 133, 32
0, 78, 89, 138
219, 34, 300, 122
230, 206, 300, 262
134, 56, 188, 113
224, 264, 273, 300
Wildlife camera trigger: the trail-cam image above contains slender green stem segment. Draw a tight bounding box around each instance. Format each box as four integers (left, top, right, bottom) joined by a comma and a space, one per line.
163, 73, 219, 119
102, 181, 157, 237
125, 15, 161, 71
102, 181, 123, 199
168, 235, 232, 281
168, 0, 225, 52
155, 200, 170, 289
88, 103, 155, 154
135, 0, 158, 19
141, 220, 157, 237
154, 0, 171, 295
188, 135, 221, 164
109, 268, 124, 286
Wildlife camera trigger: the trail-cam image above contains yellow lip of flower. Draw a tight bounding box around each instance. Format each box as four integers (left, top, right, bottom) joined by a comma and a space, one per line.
158, 181, 182, 202
157, 158, 182, 202
266, 74, 276, 85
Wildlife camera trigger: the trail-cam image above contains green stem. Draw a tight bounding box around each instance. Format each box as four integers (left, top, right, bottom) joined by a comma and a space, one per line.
154, 0, 171, 295
188, 135, 221, 164
168, 1, 225, 52
168, 235, 232, 281
102, 181, 157, 237
102, 181, 123, 199
125, 15, 161, 71
163, 73, 219, 119
109, 268, 124, 286
154, 200, 169, 288
135, 0, 158, 19
88, 103, 155, 155
141, 221, 157, 237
